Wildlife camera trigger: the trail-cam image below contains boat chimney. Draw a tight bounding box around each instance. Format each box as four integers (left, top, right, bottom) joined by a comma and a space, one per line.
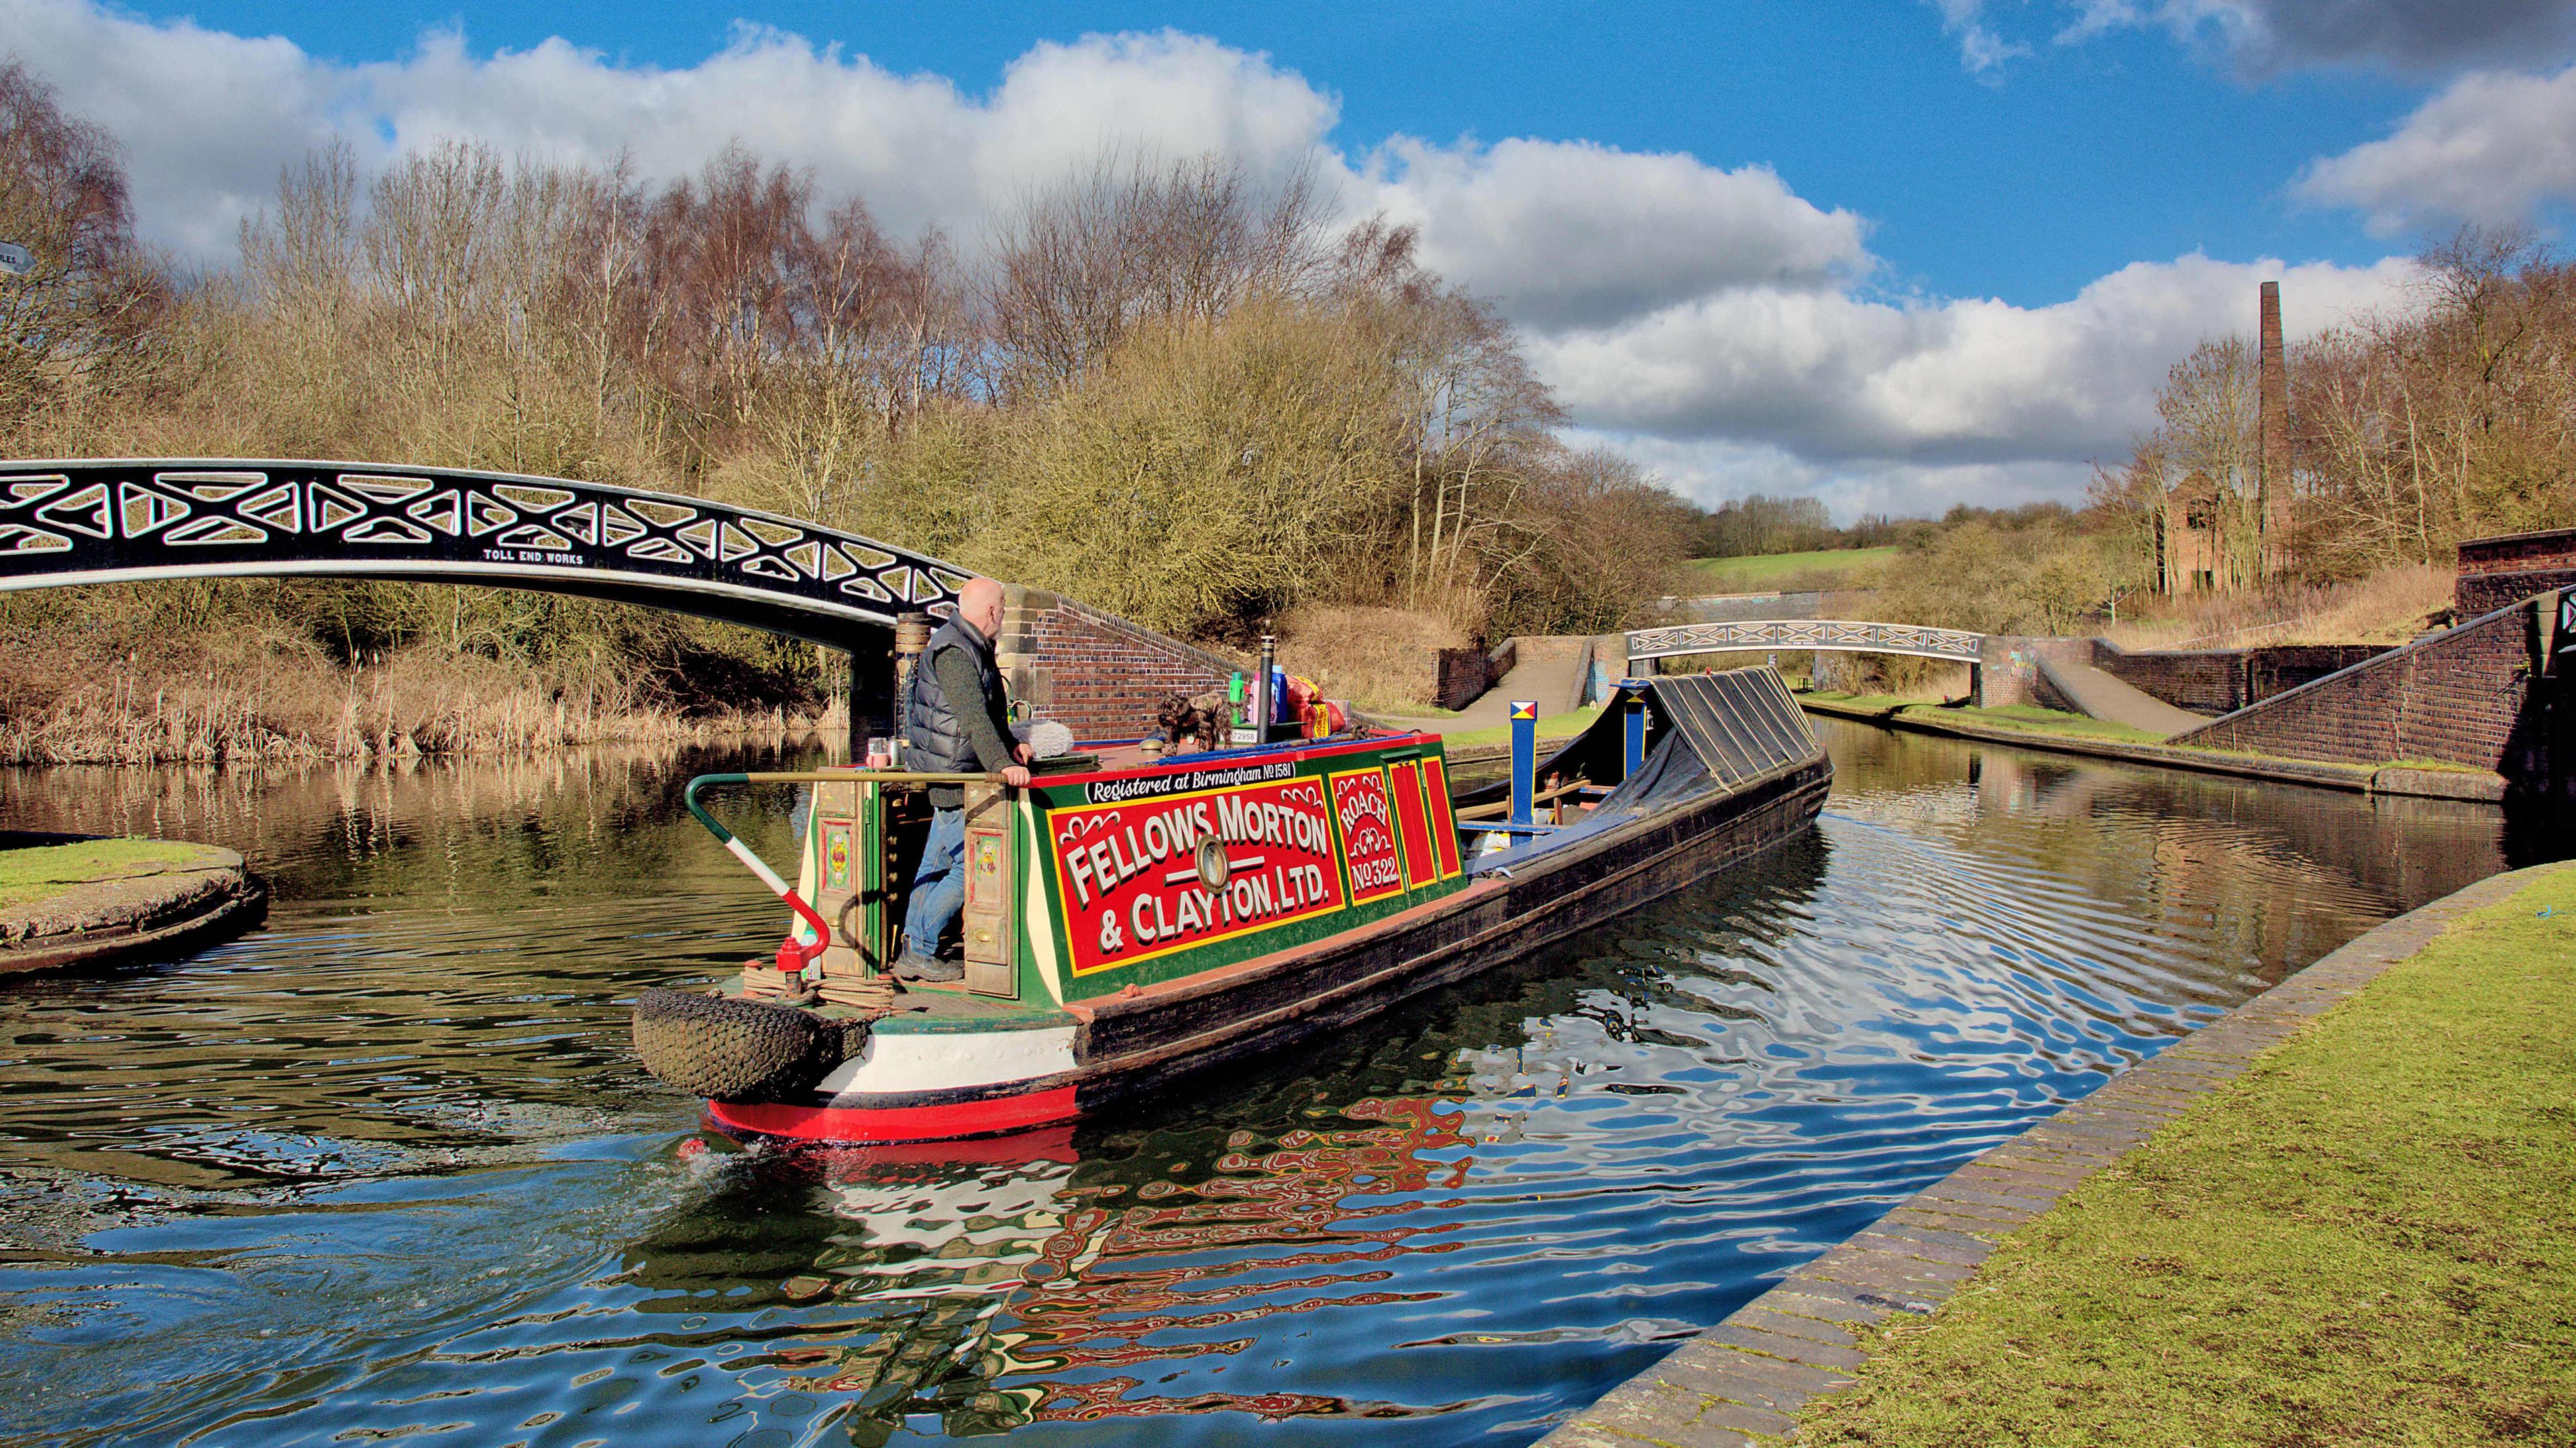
1254, 633, 1277, 744
890, 612, 935, 763
894, 612, 934, 669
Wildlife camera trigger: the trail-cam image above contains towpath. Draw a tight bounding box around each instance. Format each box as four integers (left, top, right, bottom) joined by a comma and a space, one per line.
1794, 692, 2503, 800
1540, 858, 2576, 1447
2036, 653, 2210, 736
1375, 644, 1593, 735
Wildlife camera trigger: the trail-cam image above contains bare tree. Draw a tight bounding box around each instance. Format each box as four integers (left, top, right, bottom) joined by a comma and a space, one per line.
1389, 290, 1564, 609
2105, 223, 2576, 590
0, 59, 166, 427
983, 152, 1330, 397
3, 93, 1697, 708
2153, 337, 2265, 590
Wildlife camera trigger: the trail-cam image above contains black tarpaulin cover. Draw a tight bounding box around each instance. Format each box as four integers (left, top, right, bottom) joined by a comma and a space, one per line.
1454, 667, 1821, 870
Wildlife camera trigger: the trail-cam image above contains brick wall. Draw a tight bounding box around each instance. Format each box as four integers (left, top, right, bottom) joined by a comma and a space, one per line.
2090, 643, 2241, 713
993, 587, 1240, 742
2456, 527, 2576, 616
1973, 635, 2039, 708
2458, 526, 2576, 576
2090, 641, 2388, 714
2460, 567, 2576, 617
2166, 600, 2542, 771
2247, 645, 2390, 703
1434, 647, 1499, 710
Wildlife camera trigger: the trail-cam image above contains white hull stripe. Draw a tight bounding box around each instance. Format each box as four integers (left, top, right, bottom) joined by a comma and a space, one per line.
818, 1025, 1079, 1095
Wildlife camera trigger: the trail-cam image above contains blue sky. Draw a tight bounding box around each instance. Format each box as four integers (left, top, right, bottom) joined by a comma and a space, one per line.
12, 1, 2576, 516
83, 1, 2426, 300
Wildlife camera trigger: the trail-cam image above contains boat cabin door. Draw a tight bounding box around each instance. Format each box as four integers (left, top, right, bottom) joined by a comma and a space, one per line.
960, 780, 1018, 999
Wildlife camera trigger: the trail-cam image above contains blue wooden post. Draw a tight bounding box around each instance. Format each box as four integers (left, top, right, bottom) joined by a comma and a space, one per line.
1621, 681, 1650, 781
1509, 700, 1537, 825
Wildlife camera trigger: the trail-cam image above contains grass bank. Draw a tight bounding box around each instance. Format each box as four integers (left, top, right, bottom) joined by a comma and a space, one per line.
0, 838, 225, 911
1275, 605, 1470, 714
2102, 563, 2455, 651
1798, 865, 2576, 1447
1437, 705, 1605, 752
1682, 547, 1896, 595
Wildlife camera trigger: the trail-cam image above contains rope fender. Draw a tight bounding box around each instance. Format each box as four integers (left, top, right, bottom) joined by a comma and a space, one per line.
632, 987, 872, 1103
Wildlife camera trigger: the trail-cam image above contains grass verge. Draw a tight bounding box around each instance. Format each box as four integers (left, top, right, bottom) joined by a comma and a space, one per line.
0, 838, 218, 911
1435, 705, 1605, 750
1796, 865, 2576, 1447
1682, 547, 1896, 594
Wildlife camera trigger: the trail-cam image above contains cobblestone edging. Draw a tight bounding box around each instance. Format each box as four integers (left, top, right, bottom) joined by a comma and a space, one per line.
1535, 860, 2567, 1447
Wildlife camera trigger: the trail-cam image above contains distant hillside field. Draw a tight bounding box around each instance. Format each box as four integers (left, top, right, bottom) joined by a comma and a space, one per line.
1680, 547, 1896, 595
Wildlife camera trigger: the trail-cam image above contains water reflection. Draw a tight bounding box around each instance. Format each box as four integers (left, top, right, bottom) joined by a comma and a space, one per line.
0, 744, 818, 1194
1829, 720, 2523, 1000
0, 721, 2558, 1446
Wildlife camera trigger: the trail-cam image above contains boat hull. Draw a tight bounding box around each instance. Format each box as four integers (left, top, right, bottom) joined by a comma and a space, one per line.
706, 753, 1830, 1145
708, 1083, 1081, 1142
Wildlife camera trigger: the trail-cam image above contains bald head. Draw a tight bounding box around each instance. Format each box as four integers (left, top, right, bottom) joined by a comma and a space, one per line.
957, 577, 1004, 638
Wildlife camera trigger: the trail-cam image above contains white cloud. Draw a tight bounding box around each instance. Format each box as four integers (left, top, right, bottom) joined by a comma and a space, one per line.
3, 0, 353, 262
366, 26, 1342, 247
1934, 1, 2576, 78
0, 0, 2426, 520
1928, 1, 2034, 76
2296, 64, 2576, 231
6, 0, 1874, 332
1, 3, 1340, 260
2065, 1, 2576, 76
1356, 138, 1870, 331
1589, 429, 2096, 520
1527, 254, 2418, 467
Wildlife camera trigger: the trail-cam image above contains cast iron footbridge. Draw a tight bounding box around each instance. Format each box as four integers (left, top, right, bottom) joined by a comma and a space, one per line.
0, 459, 963, 646
1625, 618, 1986, 665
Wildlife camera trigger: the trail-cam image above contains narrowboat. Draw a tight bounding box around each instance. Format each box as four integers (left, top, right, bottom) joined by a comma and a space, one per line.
632, 667, 1830, 1144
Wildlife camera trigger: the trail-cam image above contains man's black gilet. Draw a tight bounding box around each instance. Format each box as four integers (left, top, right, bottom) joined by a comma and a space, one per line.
903, 616, 1002, 774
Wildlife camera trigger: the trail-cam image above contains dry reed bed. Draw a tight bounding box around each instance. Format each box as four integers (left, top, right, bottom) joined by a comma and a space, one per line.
1, 638, 840, 766
1275, 604, 1473, 710
2102, 563, 2453, 651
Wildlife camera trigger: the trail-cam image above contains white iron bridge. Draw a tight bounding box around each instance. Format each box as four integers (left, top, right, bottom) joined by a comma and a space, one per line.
1625, 618, 1987, 665
0, 458, 966, 647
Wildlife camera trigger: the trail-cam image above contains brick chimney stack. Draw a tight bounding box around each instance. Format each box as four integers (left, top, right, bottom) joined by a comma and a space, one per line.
2258, 280, 2292, 576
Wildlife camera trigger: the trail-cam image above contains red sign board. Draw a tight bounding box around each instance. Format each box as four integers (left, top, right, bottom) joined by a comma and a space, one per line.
1049, 777, 1347, 974
1421, 757, 1463, 878
1330, 767, 1407, 905
1387, 758, 1438, 889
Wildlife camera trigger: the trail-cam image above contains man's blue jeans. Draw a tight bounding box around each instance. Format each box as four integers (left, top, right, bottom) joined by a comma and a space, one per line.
903, 807, 967, 959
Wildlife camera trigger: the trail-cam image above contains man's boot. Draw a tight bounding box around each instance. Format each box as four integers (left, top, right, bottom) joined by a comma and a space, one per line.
892, 949, 963, 983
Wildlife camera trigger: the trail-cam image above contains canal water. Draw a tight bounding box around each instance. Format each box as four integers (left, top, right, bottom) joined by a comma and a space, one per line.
0, 721, 2556, 1447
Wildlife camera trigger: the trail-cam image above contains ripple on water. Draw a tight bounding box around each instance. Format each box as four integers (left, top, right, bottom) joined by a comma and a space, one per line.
0, 722, 2541, 1445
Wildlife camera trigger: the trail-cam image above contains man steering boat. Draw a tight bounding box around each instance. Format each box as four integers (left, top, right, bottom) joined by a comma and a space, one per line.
892, 576, 1032, 982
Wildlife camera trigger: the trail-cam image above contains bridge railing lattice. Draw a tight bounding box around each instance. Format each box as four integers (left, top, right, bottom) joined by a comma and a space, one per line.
1624, 618, 1986, 664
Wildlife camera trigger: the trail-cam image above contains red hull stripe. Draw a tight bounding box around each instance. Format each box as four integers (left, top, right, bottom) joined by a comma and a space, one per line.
708, 1084, 1080, 1144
